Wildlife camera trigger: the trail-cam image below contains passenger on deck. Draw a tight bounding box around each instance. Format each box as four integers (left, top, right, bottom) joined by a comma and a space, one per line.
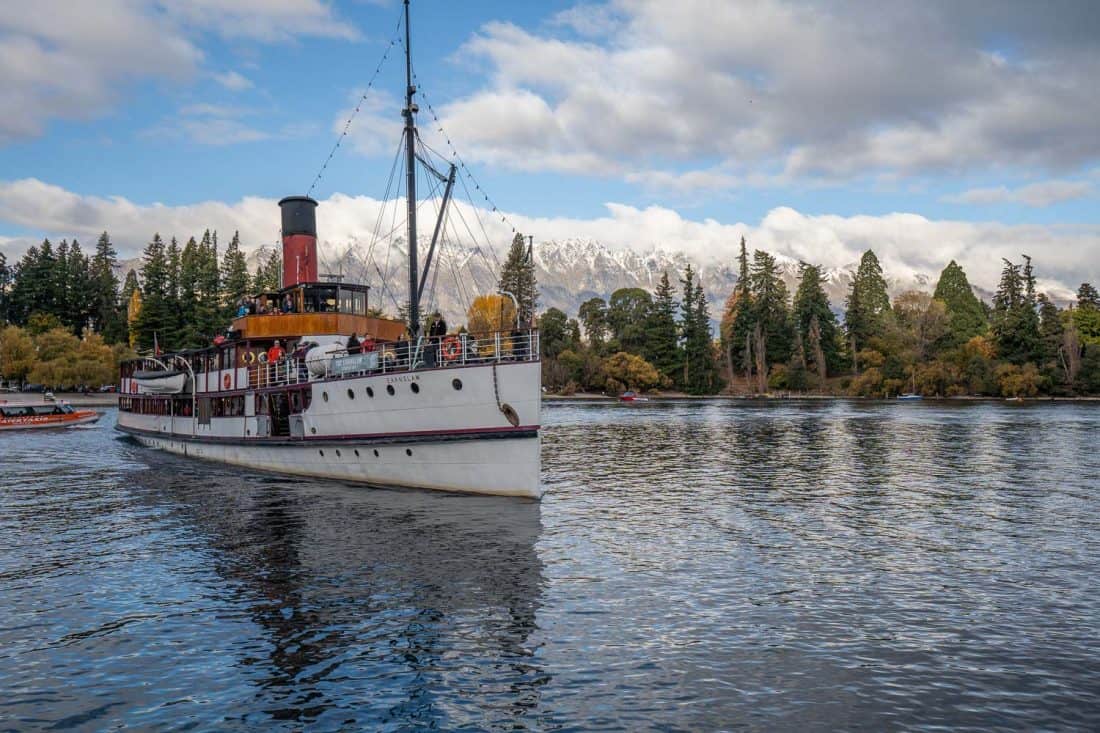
282, 294, 293, 313
346, 332, 361, 352
267, 340, 285, 362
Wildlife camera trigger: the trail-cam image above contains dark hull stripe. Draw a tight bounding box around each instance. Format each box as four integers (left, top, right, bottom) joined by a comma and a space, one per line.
116, 423, 538, 447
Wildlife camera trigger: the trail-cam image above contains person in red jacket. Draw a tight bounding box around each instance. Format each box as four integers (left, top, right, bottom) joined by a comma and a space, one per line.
267, 340, 285, 362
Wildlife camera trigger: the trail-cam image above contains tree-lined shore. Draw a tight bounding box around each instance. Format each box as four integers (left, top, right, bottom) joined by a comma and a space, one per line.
2, 227, 1098, 399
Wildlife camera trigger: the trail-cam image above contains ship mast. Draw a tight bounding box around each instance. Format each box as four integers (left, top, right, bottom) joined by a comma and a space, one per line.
402, 0, 420, 337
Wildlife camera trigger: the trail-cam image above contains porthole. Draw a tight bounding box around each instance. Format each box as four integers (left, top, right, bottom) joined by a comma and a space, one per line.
373, 449, 379, 457
311, 426, 317, 434
322, 391, 329, 402
335, 449, 341, 457
347, 388, 355, 400
410, 383, 420, 394
319, 450, 325, 457
405, 448, 413, 456
386, 385, 395, 396
354, 449, 360, 457
366, 387, 374, 398
452, 378, 462, 390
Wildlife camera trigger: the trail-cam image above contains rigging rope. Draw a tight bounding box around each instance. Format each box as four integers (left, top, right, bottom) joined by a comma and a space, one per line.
306, 9, 405, 197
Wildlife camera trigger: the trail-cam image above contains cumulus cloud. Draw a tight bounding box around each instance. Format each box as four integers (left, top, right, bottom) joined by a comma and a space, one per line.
427, 0, 1100, 188
945, 180, 1094, 207
0, 0, 356, 143
1, 178, 1096, 302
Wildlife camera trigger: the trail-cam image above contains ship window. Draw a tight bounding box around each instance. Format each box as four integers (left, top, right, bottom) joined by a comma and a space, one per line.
452, 378, 462, 390
322, 391, 329, 402
335, 449, 341, 457
197, 398, 212, 425
347, 388, 355, 400
366, 387, 374, 398
410, 383, 420, 394
386, 385, 395, 396
405, 448, 412, 456
354, 449, 360, 457
319, 450, 324, 457
373, 449, 379, 457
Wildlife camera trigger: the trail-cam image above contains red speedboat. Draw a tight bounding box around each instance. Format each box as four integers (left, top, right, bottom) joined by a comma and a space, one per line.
619, 391, 650, 403
0, 402, 101, 430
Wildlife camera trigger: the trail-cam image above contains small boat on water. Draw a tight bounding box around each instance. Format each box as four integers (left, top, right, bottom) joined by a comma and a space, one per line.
0, 402, 101, 430
897, 393, 923, 401
619, 391, 650, 403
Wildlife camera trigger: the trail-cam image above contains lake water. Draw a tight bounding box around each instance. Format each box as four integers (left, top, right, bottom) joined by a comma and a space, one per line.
2, 401, 1098, 731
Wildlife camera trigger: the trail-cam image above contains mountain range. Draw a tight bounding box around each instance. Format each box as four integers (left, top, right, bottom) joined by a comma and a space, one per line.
117, 237, 969, 328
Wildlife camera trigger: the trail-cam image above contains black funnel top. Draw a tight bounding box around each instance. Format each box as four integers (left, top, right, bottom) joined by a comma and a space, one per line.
278, 195, 318, 237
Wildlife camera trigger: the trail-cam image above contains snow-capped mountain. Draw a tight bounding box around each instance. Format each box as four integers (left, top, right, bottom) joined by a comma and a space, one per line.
117, 237, 953, 328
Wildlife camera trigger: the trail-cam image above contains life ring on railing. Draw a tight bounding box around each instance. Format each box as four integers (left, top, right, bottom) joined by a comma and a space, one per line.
223, 373, 232, 389
257, 352, 268, 364
441, 336, 461, 361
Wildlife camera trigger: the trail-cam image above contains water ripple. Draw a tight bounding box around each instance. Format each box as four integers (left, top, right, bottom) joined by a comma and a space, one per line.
1, 403, 1098, 730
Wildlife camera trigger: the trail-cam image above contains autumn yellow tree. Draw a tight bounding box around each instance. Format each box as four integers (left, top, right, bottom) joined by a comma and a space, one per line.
0, 325, 36, 385
466, 294, 516, 334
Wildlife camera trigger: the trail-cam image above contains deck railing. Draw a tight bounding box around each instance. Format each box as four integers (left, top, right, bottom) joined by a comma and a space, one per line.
245, 328, 540, 388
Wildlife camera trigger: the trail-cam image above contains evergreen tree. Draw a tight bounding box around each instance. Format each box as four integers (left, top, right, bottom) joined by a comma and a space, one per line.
1037, 293, 1064, 364
1078, 283, 1100, 309
680, 265, 718, 394
845, 249, 892, 363
9, 240, 58, 326
498, 233, 538, 322
177, 236, 203, 348
644, 271, 681, 383
933, 260, 987, 348
90, 232, 125, 343
133, 234, 176, 351
991, 257, 1041, 364
221, 230, 250, 318
0, 252, 10, 324
538, 307, 572, 358
254, 247, 282, 291
792, 262, 841, 379
749, 250, 791, 366
723, 236, 756, 380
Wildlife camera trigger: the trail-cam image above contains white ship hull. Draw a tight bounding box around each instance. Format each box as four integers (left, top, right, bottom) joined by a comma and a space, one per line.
118, 360, 543, 498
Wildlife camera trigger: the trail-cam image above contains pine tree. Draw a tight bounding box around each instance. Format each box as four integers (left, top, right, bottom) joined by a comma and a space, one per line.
845, 249, 892, 365
1077, 283, 1100, 309
9, 240, 59, 326
177, 236, 203, 348
643, 270, 681, 383
749, 250, 791, 367
1037, 293, 1064, 364
221, 230, 250, 318
991, 257, 1041, 364
792, 262, 841, 380
134, 234, 176, 351
254, 247, 282, 292
498, 233, 538, 322
90, 232, 125, 343
0, 252, 10, 325
607, 287, 651, 353
723, 236, 756, 382
933, 260, 987, 349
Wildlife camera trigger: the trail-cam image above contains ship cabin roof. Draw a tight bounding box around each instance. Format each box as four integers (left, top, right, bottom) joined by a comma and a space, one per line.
231, 281, 406, 343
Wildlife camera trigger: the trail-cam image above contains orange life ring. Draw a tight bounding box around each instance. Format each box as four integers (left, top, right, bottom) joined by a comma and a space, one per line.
223, 373, 232, 389
441, 336, 460, 361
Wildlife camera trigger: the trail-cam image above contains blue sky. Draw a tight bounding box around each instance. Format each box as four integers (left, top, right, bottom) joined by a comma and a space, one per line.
1, 1, 1098, 294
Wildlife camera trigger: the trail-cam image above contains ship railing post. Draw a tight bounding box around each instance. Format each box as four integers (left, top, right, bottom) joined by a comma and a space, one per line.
495, 331, 501, 362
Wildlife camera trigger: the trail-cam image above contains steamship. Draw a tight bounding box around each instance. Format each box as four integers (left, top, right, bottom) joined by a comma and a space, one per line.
115, 2, 542, 498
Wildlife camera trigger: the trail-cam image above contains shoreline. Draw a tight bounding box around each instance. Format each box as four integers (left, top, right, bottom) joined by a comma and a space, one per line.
1, 392, 120, 407
543, 392, 1100, 403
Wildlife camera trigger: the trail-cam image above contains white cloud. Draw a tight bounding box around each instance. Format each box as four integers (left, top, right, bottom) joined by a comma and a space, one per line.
0, 0, 356, 143
213, 70, 253, 91
946, 180, 1094, 207
426, 0, 1100, 188
1, 178, 1096, 302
